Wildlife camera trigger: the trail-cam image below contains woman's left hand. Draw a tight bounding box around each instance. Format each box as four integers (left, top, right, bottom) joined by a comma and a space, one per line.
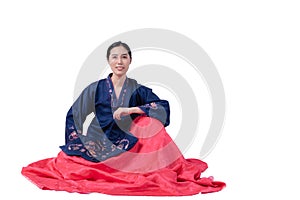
113, 107, 131, 120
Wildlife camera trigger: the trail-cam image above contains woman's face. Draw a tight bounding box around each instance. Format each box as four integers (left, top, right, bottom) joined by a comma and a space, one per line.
108, 46, 131, 77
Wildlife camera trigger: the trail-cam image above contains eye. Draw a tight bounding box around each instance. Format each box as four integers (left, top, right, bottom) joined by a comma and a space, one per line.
122, 55, 128, 59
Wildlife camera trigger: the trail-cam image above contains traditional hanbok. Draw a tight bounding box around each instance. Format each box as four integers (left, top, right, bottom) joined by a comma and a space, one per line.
21, 74, 225, 196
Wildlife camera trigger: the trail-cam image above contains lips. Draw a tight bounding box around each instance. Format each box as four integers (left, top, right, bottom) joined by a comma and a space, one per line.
116, 66, 124, 71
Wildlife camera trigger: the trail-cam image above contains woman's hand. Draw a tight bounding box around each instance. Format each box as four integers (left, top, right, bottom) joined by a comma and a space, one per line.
113, 107, 145, 120
113, 107, 131, 120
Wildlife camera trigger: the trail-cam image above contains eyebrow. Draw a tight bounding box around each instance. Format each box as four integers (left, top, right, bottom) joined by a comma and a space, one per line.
111, 53, 128, 56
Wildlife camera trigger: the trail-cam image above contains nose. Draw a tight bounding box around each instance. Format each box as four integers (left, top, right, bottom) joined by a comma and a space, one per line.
117, 56, 123, 64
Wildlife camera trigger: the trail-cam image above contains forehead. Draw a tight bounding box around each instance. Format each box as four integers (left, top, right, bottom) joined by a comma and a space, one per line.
110, 46, 129, 55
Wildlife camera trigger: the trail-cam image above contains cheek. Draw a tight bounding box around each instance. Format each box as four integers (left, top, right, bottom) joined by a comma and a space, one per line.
108, 60, 116, 66
125, 59, 131, 66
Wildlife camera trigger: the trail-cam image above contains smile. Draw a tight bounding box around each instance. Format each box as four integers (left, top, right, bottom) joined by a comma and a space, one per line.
116, 66, 125, 71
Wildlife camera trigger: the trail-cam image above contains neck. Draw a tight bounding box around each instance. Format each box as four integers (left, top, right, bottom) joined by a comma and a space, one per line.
111, 74, 126, 87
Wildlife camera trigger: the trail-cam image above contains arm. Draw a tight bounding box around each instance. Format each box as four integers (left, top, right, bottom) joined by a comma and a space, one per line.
65, 82, 97, 144
112, 84, 170, 126
112, 106, 144, 120
135, 85, 170, 127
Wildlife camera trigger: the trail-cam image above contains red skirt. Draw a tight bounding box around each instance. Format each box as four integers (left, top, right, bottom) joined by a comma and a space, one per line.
21, 117, 225, 196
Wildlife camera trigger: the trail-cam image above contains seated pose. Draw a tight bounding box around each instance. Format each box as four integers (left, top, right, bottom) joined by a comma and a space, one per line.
21, 41, 225, 196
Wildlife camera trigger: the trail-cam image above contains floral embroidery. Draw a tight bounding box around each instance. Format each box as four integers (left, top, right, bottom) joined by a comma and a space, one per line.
141, 102, 158, 109
82, 135, 131, 161
111, 138, 130, 151
68, 131, 78, 141
84, 140, 99, 158
117, 138, 130, 150
67, 143, 83, 151
150, 102, 158, 109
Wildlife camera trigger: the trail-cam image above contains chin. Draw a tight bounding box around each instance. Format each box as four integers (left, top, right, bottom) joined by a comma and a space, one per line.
113, 71, 126, 76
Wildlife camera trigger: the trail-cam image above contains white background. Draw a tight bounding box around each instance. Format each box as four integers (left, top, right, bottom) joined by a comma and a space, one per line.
1, 0, 299, 199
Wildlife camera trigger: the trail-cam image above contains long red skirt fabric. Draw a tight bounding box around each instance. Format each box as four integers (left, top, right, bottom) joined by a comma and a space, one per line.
21, 117, 225, 196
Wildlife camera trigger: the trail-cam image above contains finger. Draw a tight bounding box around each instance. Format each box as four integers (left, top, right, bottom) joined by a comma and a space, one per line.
113, 112, 117, 119
114, 112, 121, 120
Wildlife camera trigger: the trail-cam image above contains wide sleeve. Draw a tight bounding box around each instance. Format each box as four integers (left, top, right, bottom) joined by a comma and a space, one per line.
135, 85, 170, 127
64, 82, 97, 144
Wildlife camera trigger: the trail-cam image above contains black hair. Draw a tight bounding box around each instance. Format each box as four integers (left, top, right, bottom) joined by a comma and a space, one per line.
106, 41, 132, 61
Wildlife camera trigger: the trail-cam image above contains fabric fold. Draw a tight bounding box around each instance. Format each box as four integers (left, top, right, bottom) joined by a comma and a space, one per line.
21, 117, 225, 196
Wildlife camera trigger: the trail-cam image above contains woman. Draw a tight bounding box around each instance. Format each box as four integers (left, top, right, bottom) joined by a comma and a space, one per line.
21, 41, 225, 196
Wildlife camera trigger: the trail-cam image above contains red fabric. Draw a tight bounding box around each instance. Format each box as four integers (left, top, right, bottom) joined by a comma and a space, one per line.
21, 117, 225, 196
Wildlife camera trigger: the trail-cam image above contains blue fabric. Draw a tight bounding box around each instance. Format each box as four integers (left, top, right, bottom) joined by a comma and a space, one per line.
60, 74, 170, 162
